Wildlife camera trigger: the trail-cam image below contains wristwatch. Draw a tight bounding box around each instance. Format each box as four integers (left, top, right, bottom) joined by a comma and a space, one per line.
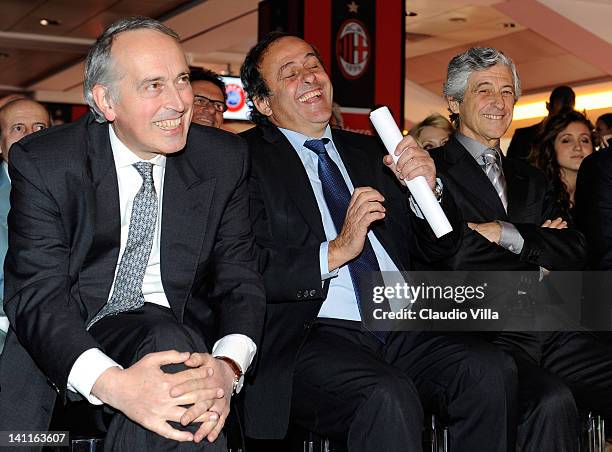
432, 180, 443, 201
215, 356, 244, 394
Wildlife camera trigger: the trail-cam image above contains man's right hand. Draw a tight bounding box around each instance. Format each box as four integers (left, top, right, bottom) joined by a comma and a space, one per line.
91, 350, 223, 442
328, 187, 385, 271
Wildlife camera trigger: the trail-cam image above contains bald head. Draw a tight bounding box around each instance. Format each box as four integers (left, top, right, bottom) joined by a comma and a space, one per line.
0, 94, 26, 109
0, 99, 51, 163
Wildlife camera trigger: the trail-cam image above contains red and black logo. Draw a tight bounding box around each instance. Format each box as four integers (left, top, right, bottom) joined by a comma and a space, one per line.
335, 19, 370, 80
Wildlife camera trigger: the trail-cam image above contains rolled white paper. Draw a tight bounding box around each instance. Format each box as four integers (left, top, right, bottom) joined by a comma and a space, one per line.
369, 106, 453, 238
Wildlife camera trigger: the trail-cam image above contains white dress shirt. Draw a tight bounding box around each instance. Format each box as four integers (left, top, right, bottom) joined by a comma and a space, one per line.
67, 124, 256, 404
278, 126, 403, 321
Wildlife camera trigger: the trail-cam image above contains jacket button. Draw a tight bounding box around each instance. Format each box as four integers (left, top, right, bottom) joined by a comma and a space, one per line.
297, 291, 302, 299
309, 289, 316, 297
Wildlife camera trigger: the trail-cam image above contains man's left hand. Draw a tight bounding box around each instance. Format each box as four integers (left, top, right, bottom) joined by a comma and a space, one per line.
383, 135, 437, 190
468, 221, 502, 244
170, 353, 236, 443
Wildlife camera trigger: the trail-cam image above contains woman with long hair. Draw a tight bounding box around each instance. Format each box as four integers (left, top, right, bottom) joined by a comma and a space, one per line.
530, 110, 595, 223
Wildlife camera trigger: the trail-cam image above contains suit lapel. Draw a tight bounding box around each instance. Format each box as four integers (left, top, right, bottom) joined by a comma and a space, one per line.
161, 150, 215, 322
332, 131, 377, 188
444, 137, 508, 220
503, 158, 531, 222
261, 126, 326, 242
81, 118, 121, 314
332, 131, 406, 269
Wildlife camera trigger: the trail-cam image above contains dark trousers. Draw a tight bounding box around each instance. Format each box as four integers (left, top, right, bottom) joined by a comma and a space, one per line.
88, 303, 226, 452
497, 331, 612, 452
290, 320, 517, 452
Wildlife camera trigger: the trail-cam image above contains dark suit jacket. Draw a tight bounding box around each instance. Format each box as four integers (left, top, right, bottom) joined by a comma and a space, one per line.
241, 124, 462, 439
575, 147, 612, 270
506, 121, 542, 163
0, 114, 265, 435
429, 136, 586, 271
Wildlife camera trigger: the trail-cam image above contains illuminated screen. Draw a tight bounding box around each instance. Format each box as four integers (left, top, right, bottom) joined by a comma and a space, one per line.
222, 76, 250, 121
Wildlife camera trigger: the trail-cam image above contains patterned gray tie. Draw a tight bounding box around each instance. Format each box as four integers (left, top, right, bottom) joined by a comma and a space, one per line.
482, 148, 508, 212
87, 162, 158, 329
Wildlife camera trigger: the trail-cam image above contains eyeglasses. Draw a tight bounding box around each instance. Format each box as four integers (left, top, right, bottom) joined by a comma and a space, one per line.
193, 95, 227, 113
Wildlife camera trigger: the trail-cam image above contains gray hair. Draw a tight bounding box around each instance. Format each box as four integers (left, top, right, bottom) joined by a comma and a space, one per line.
83, 16, 180, 123
443, 47, 521, 103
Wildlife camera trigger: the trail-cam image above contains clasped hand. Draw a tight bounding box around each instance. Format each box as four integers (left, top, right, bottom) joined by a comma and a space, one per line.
92, 350, 236, 444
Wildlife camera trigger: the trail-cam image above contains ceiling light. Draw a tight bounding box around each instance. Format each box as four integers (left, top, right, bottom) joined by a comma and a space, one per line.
39, 18, 61, 26
406, 11, 417, 17
514, 91, 612, 121
502, 22, 516, 28
449, 17, 467, 23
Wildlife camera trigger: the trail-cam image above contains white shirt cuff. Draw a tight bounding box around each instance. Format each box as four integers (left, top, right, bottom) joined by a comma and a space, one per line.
320, 241, 339, 279
497, 221, 525, 254
0, 315, 9, 334
212, 334, 257, 373
67, 348, 122, 405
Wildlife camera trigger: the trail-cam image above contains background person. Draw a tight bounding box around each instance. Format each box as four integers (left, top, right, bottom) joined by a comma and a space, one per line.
0, 98, 51, 353
507, 85, 576, 162
595, 113, 612, 148
191, 68, 227, 129
409, 113, 454, 151
530, 110, 595, 224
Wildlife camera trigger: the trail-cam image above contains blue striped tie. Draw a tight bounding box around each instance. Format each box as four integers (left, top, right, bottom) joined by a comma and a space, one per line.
304, 139, 388, 342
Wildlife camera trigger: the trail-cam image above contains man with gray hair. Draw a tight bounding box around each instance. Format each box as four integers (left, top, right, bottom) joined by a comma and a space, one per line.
0, 16, 264, 451
428, 46, 612, 451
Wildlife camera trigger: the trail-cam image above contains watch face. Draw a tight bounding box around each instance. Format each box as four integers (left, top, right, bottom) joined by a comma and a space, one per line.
235, 374, 245, 394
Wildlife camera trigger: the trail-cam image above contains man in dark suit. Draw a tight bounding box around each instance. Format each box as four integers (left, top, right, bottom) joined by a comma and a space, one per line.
239, 33, 518, 452
506, 85, 575, 163
576, 146, 612, 270
432, 47, 612, 452
575, 147, 612, 332
0, 17, 265, 451
0, 98, 51, 353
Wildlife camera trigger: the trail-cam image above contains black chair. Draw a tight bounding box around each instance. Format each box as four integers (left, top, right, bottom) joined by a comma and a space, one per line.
299, 414, 449, 452
579, 411, 606, 452
44, 400, 107, 452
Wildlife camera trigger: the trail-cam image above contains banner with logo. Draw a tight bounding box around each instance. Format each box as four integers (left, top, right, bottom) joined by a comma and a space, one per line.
331, 1, 375, 109
304, 0, 405, 133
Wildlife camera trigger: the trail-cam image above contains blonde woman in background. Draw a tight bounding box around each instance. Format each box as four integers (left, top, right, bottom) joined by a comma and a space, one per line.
409, 113, 454, 151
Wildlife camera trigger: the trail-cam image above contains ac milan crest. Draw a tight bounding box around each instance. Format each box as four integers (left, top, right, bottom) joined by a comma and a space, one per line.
225, 83, 246, 113
336, 19, 370, 80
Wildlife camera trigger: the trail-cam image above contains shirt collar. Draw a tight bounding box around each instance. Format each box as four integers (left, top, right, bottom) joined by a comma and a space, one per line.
278, 125, 334, 152
108, 124, 166, 169
2, 160, 9, 183
455, 132, 501, 162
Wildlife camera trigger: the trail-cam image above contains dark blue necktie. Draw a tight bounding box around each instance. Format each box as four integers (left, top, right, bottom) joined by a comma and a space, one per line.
304, 138, 388, 342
